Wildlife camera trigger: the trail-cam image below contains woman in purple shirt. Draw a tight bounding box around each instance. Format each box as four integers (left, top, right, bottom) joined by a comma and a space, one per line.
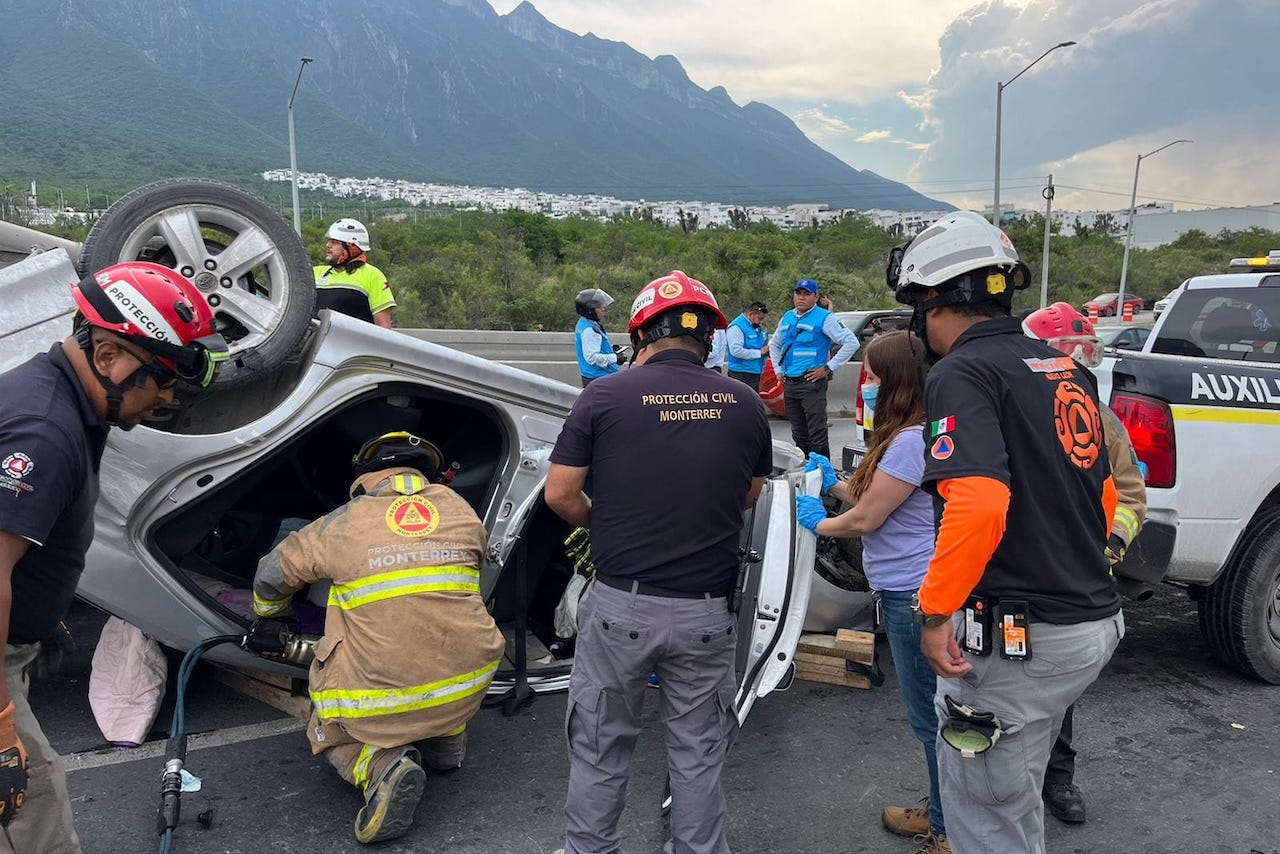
796, 331, 947, 854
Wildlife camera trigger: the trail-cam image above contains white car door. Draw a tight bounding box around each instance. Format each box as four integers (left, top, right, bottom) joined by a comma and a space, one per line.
733, 468, 820, 723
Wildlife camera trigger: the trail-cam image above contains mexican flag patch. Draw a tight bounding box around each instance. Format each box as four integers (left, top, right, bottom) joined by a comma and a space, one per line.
929, 416, 956, 437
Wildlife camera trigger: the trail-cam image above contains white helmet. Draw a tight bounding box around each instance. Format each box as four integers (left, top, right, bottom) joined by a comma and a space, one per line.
887, 211, 1029, 308
327, 218, 371, 251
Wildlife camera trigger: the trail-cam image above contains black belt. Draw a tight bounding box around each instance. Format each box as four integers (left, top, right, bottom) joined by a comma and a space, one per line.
782, 374, 810, 382
596, 575, 717, 599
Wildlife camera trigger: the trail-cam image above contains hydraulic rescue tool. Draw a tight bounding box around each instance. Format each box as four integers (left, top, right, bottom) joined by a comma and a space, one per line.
155, 623, 318, 854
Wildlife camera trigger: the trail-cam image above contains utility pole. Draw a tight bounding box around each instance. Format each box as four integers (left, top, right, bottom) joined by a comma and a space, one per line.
1040, 174, 1054, 308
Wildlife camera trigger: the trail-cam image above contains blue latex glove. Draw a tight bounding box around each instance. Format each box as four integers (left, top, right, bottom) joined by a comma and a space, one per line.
804, 453, 839, 495
796, 495, 828, 533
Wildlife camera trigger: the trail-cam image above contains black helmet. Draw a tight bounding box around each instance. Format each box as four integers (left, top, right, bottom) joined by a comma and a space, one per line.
574, 288, 614, 320
352, 431, 443, 480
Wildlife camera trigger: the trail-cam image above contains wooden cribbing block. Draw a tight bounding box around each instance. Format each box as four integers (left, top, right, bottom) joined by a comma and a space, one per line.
795, 630, 874, 665
213, 665, 312, 720
794, 661, 872, 690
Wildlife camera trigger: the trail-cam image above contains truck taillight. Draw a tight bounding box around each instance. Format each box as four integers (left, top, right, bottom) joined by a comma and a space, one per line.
1110, 391, 1176, 488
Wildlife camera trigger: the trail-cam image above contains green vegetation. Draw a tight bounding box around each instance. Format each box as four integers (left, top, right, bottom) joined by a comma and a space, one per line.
11, 205, 1279, 332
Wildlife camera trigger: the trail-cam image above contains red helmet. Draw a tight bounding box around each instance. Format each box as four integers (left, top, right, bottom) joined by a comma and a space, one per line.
72, 262, 229, 387
628, 271, 728, 334
1022, 301, 1103, 368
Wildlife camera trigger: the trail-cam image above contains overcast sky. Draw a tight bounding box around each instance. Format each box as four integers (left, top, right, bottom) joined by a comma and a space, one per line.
489, 0, 1280, 213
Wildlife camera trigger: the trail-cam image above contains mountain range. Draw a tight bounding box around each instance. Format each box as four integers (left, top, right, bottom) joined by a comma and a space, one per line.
0, 0, 946, 210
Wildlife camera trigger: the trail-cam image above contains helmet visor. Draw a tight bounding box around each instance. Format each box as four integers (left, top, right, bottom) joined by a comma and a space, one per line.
1048, 335, 1103, 368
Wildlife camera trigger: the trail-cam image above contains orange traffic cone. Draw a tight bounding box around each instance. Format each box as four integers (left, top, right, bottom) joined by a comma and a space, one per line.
1122, 302, 1134, 323
1088, 304, 1099, 323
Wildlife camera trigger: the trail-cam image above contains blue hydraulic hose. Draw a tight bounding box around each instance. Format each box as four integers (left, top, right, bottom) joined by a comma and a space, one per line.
156, 635, 243, 854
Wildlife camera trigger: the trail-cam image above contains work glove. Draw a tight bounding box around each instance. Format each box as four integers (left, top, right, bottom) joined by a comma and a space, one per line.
243, 617, 300, 658
0, 702, 29, 827
564, 526, 595, 576
612, 344, 630, 364
804, 453, 839, 495
796, 495, 828, 533
1105, 533, 1127, 567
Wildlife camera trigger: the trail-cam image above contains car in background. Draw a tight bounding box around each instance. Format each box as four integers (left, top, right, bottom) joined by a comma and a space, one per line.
759, 308, 911, 419
1097, 325, 1151, 351
1152, 286, 1180, 319
1083, 292, 1145, 317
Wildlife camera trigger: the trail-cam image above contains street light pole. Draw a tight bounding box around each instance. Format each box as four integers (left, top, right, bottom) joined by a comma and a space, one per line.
288, 56, 314, 235
992, 41, 1076, 226
1117, 138, 1191, 319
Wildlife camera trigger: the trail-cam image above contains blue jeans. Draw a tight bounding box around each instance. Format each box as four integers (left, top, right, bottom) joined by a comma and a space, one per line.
879, 589, 945, 836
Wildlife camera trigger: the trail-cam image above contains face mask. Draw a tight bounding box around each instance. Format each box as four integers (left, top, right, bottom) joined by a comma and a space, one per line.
861, 383, 879, 410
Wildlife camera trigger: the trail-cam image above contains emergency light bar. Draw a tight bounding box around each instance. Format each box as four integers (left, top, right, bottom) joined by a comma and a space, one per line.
1228, 250, 1280, 272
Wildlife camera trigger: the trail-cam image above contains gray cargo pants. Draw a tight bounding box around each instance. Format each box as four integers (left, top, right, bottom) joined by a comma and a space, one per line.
564, 581, 738, 854
6, 643, 83, 854
781, 376, 830, 458
935, 611, 1124, 854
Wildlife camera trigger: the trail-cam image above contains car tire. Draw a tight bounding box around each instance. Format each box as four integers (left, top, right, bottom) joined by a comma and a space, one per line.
1198, 507, 1280, 684
79, 178, 316, 388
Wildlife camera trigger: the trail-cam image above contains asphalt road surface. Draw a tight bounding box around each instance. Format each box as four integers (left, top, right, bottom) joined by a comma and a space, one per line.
30, 421, 1280, 854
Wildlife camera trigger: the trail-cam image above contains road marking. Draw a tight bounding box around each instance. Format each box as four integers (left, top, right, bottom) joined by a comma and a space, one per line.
64, 717, 306, 773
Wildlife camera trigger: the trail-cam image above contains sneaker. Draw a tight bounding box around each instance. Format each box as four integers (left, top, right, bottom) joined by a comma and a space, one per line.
1043, 782, 1086, 823
882, 798, 931, 837
911, 832, 951, 854
353, 755, 426, 843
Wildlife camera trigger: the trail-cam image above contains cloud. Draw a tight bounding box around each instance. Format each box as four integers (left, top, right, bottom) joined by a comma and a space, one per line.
856, 129, 893, 143
490, 0, 979, 104
906, 0, 1280, 208
853, 129, 931, 150
792, 108, 855, 141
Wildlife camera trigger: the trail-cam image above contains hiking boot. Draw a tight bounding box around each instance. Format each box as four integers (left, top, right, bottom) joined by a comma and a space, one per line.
911, 832, 951, 854
1043, 782, 1086, 823
882, 798, 931, 837
353, 755, 426, 843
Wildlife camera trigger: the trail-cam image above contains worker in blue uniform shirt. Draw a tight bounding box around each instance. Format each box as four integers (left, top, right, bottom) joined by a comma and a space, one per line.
725, 301, 769, 390
573, 288, 627, 387
547, 270, 772, 854
768, 279, 858, 458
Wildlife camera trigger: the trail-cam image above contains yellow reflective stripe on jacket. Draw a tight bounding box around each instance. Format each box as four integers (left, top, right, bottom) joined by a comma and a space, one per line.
312, 659, 500, 719
353, 744, 380, 792
327, 566, 481, 610
253, 592, 292, 617
392, 474, 424, 495
1113, 505, 1141, 545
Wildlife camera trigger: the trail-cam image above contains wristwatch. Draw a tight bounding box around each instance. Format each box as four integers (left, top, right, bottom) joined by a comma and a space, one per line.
911, 591, 952, 628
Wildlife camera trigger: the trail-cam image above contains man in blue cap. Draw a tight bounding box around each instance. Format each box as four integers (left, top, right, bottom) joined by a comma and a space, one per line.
768, 279, 858, 458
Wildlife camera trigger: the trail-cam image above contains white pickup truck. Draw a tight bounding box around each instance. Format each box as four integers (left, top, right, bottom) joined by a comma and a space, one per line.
1096, 250, 1280, 683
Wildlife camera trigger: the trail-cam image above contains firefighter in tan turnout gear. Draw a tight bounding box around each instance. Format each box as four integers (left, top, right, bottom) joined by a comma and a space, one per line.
250, 431, 505, 844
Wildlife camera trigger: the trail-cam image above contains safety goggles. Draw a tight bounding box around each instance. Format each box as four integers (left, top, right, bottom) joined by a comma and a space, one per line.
1047, 334, 1103, 368
133, 333, 230, 389
940, 695, 1005, 757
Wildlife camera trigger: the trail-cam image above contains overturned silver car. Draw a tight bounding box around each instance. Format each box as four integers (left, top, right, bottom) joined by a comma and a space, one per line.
0, 179, 819, 721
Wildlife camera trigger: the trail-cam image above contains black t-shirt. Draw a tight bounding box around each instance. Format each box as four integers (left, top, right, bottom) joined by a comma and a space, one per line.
0, 346, 108, 643
922, 317, 1120, 624
550, 348, 773, 595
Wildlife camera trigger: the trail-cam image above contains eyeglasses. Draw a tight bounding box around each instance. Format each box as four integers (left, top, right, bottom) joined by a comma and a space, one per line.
120, 346, 179, 390
139, 360, 180, 390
